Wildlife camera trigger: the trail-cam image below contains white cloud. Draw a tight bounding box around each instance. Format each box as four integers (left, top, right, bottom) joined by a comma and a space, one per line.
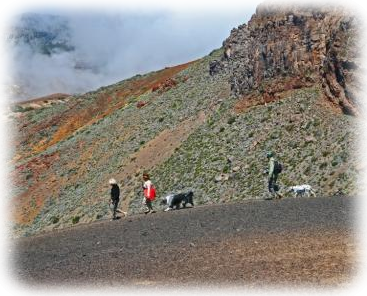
2, 0, 260, 99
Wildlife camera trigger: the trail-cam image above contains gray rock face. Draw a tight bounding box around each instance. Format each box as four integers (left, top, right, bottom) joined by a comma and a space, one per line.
221, 4, 360, 115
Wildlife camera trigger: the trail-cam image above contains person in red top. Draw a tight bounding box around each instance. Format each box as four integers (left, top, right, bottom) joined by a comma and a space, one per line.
142, 173, 156, 214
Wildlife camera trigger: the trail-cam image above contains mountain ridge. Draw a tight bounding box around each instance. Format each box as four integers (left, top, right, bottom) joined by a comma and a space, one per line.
9, 4, 360, 237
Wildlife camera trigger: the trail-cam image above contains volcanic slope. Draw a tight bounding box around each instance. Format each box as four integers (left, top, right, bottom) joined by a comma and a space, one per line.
10, 7, 360, 237
11, 51, 359, 238
11, 49, 231, 236
0, 197, 367, 296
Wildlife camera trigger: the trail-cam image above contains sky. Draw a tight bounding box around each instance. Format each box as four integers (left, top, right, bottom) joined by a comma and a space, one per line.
3, 2, 261, 101
0, 0, 61, 21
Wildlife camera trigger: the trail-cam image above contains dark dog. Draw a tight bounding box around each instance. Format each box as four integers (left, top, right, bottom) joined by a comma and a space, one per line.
161, 191, 194, 211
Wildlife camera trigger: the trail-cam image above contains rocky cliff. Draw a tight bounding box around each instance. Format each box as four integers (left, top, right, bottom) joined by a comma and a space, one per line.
213, 4, 360, 115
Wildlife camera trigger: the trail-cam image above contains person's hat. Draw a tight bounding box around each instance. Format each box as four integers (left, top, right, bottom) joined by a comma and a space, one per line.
109, 178, 117, 185
266, 151, 274, 158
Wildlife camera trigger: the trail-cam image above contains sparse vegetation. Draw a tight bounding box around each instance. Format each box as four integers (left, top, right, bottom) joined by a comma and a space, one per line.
227, 116, 236, 125
10, 105, 24, 113
11, 45, 357, 238
72, 216, 80, 224
51, 216, 59, 224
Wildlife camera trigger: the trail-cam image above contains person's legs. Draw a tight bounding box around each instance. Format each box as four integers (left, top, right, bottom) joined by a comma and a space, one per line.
266, 176, 275, 199
109, 202, 114, 217
110, 200, 118, 219
146, 199, 152, 211
143, 198, 150, 213
144, 199, 155, 213
147, 199, 155, 213
273, 174, 283, 199
113, 200, 119, 219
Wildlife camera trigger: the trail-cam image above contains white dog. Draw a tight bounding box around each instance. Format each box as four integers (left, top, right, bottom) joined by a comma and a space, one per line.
287, 184, 316, 198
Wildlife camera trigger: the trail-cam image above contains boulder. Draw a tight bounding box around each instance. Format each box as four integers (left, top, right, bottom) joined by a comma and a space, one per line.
232, 166, 241, 172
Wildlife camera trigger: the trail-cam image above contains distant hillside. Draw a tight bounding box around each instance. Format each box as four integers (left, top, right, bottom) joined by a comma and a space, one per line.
8, 13, 74, 55
9, 4, 360, 237
0, 13, 74, 103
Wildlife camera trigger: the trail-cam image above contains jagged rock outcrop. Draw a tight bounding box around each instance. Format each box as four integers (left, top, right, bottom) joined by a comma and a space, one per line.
220, 4, 360, 115
323, 1, 367, 119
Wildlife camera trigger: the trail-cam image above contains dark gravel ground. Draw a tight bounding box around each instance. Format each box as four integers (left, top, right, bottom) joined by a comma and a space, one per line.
11, 196, 356, 289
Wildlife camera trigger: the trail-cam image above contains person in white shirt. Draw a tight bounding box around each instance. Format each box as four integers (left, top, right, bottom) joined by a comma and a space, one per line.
142, 173, 156, 214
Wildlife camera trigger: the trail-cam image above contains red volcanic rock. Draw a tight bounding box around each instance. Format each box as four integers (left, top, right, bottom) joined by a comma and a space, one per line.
151, 84, 160, 92
136, 101, 147, 108
162, 78, 177, 89
220, 4, 360, 115
151, 78, 177, 93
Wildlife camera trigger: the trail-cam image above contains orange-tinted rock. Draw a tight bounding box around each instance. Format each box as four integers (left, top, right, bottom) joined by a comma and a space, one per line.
151, 78, 178, 93
221, 4, 360, 115
136, 101, 147, 108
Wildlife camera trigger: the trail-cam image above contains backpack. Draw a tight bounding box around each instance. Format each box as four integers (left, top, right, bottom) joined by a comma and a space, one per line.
144, 185, 156, 201
274, 160, 283, 174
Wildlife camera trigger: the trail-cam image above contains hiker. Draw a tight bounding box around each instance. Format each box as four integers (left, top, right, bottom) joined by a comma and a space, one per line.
109, 178, 120, 220
142, 173, 156, 214
266, 151, 283, 200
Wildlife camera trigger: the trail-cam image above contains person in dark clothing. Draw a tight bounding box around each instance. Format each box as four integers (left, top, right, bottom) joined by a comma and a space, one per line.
109, 178, 120, 220
266, 151, 283, 200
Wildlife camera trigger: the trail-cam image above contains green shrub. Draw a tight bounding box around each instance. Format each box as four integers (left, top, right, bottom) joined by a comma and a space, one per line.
304, 166, 311, 175
72, 216, 80, 224
51, 216, 59, 224
23, 107, 34, 112
340, 151, 348, 162
285, 125, 294, 132
304, 121, 312, 130
313, 119, 320, 127
10, 105, 24, 113
331, 160, 338, 167
227, 116, 236, 125
319, 162, 327, 169
322, 151, 330, 157
222, 165, 230, 173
